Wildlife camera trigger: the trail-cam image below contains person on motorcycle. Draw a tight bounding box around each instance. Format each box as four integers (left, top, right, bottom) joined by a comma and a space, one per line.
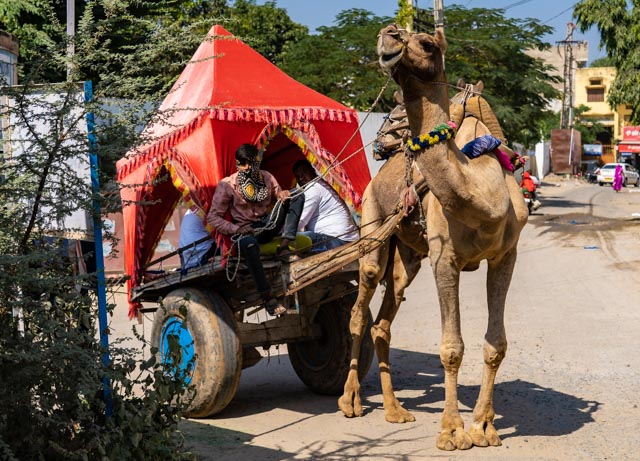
520, 171, 541, 210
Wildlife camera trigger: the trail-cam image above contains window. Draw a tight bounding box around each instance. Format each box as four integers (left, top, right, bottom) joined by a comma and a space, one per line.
589, 78, 602, 85
587, 87, 605, 102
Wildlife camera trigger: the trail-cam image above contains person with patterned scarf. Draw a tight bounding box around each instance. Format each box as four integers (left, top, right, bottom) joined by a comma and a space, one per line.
207, 143, 304, 316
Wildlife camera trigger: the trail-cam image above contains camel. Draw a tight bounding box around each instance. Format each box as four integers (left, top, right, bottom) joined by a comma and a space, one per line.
338, 24, 528, 451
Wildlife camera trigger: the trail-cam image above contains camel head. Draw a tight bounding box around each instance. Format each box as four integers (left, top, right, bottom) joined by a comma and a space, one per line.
377, 24, 447, 88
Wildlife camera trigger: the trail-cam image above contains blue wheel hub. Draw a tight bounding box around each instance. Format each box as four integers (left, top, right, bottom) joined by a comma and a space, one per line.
160, 316, 196, 383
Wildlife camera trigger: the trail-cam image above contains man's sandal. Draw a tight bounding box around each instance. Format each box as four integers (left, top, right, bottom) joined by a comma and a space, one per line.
264, 298, 286, 316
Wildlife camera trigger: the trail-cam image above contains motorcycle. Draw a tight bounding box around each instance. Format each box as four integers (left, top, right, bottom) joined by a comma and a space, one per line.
522, 188, 540, 214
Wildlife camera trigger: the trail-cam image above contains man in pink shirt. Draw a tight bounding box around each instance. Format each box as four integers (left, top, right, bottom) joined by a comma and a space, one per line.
207, 144, 304, 316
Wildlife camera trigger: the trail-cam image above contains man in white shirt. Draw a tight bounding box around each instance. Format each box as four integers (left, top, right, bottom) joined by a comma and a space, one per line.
292, 159, 360, 253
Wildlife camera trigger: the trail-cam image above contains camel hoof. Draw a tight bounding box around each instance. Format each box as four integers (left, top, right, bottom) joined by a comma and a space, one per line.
454, 428, 473, 450
436, 429, 473, 451
338, 393, 362, 418
469, 423, 501, 447
485, 424, 502, 446
384, 411, 415, 424
384, 401, 415, 423
469, 428, 489, 447
436, 431, 456, 451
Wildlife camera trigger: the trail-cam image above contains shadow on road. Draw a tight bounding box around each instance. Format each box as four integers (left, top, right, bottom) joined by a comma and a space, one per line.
361, 349, 600, 439
538, 196, 586, 209
194, 348, 599, 442
180, 420, 295, 460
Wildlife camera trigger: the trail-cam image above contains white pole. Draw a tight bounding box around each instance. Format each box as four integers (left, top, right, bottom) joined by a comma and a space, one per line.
434, 0, 444, 29
568, 106, 574, 172
67, 0, 75, 81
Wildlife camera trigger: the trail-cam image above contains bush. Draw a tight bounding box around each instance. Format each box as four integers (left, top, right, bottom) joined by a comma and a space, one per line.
0, 1, 205, 458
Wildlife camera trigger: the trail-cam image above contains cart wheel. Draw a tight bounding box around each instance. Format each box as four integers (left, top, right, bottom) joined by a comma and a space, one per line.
150, 288, 241, 417
288, 292, 374, 395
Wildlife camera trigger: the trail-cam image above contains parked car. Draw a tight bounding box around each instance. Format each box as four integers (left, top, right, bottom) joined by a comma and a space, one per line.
596, 163, 640, 187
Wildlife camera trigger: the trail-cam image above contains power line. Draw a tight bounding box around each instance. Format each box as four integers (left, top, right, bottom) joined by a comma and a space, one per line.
503, 0, 535, 10
542, 5, 577, 25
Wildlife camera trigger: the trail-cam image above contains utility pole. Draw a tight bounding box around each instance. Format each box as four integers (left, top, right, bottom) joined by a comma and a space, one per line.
557, 23, 584, 129
433, 0, 444, 29
66, 0, 75, 81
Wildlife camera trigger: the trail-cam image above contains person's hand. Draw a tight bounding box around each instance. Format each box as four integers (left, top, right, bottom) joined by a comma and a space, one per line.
277, 190, 291, 201
237, 224, 255, 235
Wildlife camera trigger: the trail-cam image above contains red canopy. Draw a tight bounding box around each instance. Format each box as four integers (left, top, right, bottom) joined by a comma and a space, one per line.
116, 25, 370, 318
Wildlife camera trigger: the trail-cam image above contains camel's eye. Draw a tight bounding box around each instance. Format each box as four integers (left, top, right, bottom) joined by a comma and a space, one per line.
422, 41, 434, 52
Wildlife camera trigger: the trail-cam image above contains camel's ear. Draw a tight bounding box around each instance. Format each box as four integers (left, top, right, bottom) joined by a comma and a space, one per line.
457, 78, 465, 89
434, 27, 447, 54
393, 90, 404, 105
475, 80, 484, 94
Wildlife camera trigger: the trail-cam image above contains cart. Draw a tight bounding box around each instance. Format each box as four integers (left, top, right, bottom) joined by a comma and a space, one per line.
115, 24, 388, 417
132, 213, 402, 417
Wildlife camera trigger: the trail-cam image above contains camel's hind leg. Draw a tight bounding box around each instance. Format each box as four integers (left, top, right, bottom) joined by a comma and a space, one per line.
468, 248, 516, 447
373, 240, 422, 423
338, 234, 391, 418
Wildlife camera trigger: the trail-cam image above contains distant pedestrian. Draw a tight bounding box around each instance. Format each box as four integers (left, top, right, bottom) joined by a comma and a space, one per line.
612, 164, 624, 192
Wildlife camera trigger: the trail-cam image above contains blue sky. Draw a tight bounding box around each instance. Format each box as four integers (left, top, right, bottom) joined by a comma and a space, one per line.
254, 0, 606, 64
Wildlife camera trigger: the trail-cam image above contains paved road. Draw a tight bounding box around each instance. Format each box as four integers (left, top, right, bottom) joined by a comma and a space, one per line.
111, 177, 640, 460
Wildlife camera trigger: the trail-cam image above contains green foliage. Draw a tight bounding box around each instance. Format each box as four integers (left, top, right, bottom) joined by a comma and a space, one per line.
573, 104, 606, 144
532, 110, 561, 142
225, 0, 308, 64
574, 0, 640, 123
279, 9, 397, 112
395, 0, 412, 30
0, 1, 199, 458
590, 56, 615, 67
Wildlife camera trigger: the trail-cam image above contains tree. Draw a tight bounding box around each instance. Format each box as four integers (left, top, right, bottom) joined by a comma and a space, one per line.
280, 6, 560, 147
0, 1, 199, 458
590, 56, 615, 67
415, 5, 561, 147
574, 0, 640, 123
225, 0, 308, 65
0, 0, 307, 96
573, 104, 606, 144
279, 9, 397, 112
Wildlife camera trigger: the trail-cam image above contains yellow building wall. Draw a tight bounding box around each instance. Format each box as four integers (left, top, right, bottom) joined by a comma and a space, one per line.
574, 67, 632, 141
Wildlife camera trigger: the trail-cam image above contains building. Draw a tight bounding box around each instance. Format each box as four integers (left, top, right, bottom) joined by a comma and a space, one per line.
526, 40, 588, 113
0, 30, 18, 85
574, 66, 634, 165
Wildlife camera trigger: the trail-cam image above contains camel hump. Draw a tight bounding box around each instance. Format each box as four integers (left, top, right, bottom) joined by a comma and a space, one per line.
464, 96, 506, 145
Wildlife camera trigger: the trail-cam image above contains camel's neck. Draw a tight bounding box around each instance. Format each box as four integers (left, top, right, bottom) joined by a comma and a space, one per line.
403, 74, 474, 214
403, 80, 450, 136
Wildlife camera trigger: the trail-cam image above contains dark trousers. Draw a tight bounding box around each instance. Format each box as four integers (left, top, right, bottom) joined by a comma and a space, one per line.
238, 194, 304, 298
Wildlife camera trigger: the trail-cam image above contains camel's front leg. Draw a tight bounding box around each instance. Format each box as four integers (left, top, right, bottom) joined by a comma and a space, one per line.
374, 241, 421, 423
339, 239, 390, 418
433, 260, 473, 451
468, 249, 516, 447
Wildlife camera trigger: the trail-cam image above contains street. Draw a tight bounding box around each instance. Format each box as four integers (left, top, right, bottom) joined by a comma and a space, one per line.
111, 176, 640, 460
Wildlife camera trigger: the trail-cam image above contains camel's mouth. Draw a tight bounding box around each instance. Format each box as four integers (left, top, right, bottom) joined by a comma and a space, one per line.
379, 50, 403, 69
377, 25, 406, 70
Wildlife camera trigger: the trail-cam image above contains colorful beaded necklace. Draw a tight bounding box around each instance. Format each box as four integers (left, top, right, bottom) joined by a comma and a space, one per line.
406, 121, 457, 152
